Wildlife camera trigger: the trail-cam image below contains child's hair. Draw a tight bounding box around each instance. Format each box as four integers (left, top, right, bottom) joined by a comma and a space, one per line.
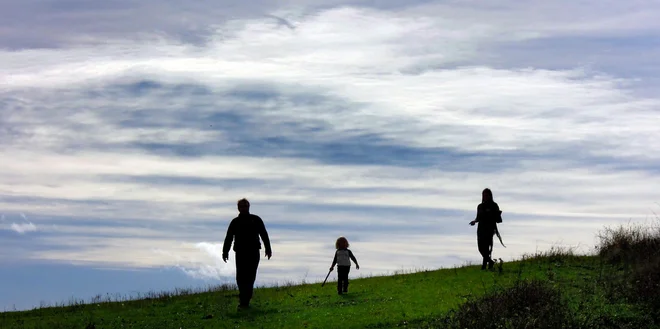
335, 236, 349, 249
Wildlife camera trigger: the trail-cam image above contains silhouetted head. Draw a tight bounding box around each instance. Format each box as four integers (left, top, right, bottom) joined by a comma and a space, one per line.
237, 198, 250, 214
335, 236, 349, 249
482, 188, 493, 203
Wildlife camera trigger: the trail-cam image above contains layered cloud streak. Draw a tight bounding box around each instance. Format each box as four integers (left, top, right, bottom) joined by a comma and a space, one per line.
1, 3, 659, 286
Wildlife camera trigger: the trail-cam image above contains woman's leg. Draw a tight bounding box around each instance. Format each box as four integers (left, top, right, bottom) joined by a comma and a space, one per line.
478, 235, 491, 269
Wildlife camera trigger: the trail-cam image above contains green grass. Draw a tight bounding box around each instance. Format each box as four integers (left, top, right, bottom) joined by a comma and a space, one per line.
1, 249, 653, 329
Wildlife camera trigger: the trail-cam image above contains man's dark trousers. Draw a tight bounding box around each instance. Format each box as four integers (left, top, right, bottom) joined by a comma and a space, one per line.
235, 249, 260, 306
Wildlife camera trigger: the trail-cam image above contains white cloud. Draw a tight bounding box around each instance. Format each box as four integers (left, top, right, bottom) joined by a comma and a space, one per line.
2, 8, 659, 161
153, 242, 236, 281
0, 3, 659, 280
10, 222, 38, 234
0, 153, 657, 221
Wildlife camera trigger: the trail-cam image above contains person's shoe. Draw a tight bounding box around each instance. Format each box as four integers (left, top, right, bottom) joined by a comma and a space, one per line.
237, 304, 250, 311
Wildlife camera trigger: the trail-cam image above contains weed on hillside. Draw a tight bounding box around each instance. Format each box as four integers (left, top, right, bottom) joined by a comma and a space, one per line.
597, 218, 660, 322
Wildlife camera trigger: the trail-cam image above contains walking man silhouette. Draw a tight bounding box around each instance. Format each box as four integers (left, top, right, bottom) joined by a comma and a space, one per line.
222, 198, 272, 309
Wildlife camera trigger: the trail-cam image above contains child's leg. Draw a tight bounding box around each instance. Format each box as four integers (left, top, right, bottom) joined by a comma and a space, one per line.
338, 266, 350, 293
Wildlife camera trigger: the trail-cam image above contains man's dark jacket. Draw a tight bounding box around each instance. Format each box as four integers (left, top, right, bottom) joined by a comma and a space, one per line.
222, 213, 272, 256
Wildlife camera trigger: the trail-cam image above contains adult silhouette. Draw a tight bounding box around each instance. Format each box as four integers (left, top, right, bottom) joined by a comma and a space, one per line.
222, 198, 272, 309
469, 188, 503, 270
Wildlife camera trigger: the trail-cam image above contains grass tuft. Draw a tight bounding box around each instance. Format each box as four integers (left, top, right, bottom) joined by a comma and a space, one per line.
447, 279, 571, 329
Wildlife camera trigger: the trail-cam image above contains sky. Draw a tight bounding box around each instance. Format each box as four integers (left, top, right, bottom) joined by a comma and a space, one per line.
1, 0, 660, 311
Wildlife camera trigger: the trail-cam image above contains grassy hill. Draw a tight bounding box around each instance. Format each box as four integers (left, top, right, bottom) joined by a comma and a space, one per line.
1, 221, 659, 329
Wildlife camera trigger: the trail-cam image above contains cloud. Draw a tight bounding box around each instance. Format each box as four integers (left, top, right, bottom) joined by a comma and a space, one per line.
10, 223, 38, 234
152, 242, 236, 281
2, 213, 39, 234
0, 3, 659, 283
2, 8, 659, 162
3, 0, 659, 50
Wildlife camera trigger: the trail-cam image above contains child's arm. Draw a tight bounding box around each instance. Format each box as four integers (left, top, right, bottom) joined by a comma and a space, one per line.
330, 251, 337, 271
348, 250, 359, 269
